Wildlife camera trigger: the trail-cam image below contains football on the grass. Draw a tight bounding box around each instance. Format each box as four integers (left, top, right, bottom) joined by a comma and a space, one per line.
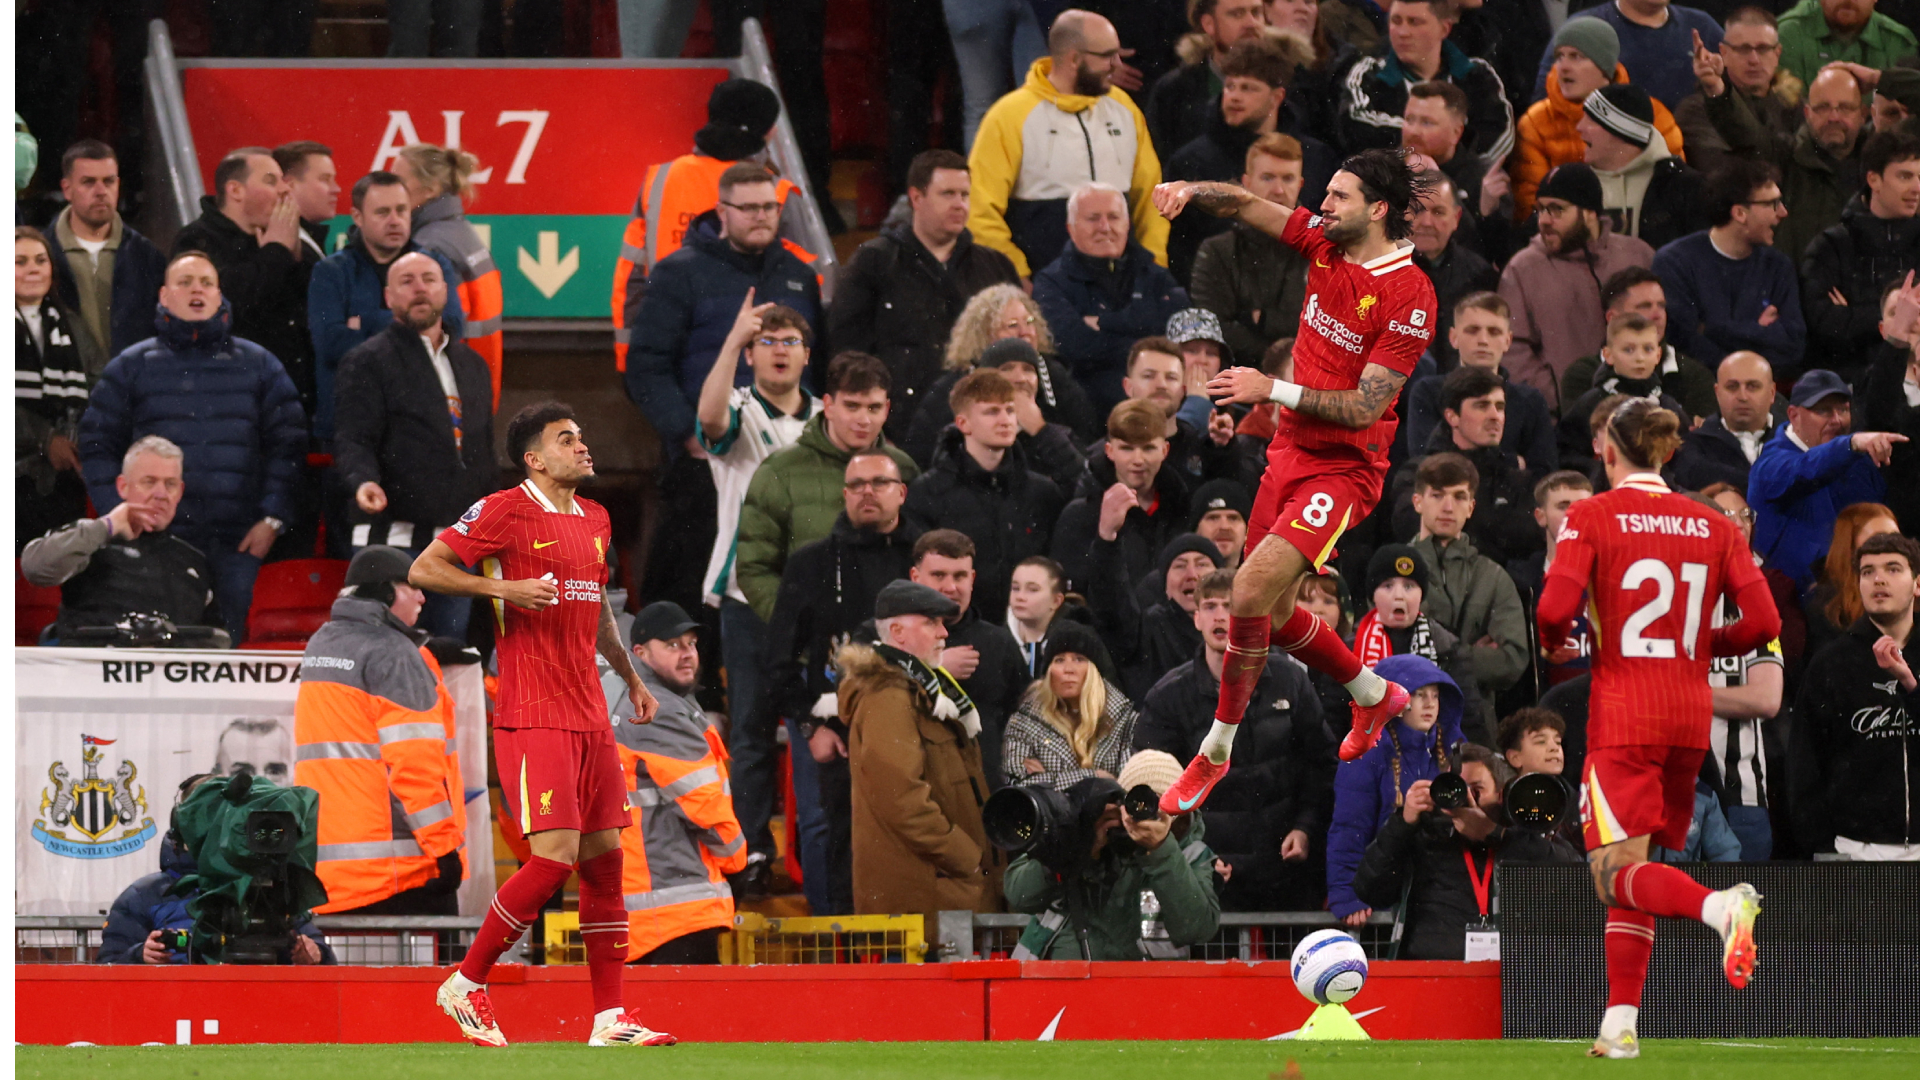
1291, 929, 1369, 1005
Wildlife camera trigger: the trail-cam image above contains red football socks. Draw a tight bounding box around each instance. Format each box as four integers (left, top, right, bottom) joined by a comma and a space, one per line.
1604, 909, 1656, 1008
460, 855, 573, 984
1613, 861, 1713, 922
1273, 605, 1363, 684
576, 847, 629, 1015
1215, 616, 1272, 724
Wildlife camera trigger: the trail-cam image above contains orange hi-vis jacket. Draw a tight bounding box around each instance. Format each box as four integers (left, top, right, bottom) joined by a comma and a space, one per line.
414, 192, 505, 406
609, 151, 812, 371
606, 665, 748, 959
294, 596, 468, 913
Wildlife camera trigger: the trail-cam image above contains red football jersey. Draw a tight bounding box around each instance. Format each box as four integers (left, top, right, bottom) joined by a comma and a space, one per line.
1274, 205, 1437, 470
438, 479, 613, 732
1545, 475, 1767, 751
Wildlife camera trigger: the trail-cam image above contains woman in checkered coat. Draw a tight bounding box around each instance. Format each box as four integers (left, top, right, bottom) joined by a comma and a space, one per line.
1003, 622, 1138, 791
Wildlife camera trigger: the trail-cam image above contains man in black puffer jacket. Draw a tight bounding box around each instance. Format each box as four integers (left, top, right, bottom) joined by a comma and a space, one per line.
1352, 744, 1580, 958
332, 254, 500, 638
902, 370, 1063, 622
830, 151, 1019, 441
1790, 532, 1920, 859
1136, 568, 1337, 911
77, 254, 306, 641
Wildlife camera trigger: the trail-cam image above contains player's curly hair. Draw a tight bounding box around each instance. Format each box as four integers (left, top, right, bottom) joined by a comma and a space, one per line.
1605, 397, 1683, 470
1337, 147, 1438, 242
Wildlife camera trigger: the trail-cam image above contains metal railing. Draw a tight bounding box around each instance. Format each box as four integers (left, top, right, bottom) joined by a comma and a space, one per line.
950, 910, 1401, 963
734, 17, 839, 302
16, 915, 490, 967
141, 18, 204, 244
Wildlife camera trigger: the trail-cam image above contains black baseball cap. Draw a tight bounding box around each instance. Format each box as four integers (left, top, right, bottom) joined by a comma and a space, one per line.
628, 601, 701, 649
345, 545, 413, 586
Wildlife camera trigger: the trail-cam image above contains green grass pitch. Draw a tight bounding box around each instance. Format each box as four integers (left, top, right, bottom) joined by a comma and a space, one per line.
18, 1040, 1920, 1079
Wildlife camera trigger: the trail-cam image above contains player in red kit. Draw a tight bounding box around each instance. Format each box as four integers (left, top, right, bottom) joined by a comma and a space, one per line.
409, 401, 674, 1048
1537, 400, 1782, 1059
1150, 149, 1438, 813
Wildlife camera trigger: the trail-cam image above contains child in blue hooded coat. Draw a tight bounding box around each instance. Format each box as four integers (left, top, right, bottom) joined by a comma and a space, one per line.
1326, 653, 1467, 921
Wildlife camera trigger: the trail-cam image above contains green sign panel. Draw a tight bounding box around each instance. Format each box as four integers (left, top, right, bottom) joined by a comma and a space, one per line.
326, 214, 627, 319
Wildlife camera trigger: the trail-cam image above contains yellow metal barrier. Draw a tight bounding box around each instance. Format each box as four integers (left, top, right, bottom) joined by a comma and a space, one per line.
720, 912, 926, 965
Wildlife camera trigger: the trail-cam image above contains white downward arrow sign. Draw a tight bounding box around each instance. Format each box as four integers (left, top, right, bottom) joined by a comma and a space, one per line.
517, 230, 579, 298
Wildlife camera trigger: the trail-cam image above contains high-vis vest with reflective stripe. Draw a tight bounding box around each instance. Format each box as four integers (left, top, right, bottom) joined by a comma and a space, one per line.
609, 671, 748, 959
294, 598, 467, 913
609, 153, 809, 371
414, 193, 505, 405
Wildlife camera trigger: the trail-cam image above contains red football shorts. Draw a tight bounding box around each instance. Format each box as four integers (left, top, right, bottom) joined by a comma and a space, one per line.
496, 725, 630, 836
1579, 744, 1705, 853
1246, 449, 1383, 570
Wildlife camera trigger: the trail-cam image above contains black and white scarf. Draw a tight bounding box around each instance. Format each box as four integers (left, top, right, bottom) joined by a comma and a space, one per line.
876, 643, 981, 738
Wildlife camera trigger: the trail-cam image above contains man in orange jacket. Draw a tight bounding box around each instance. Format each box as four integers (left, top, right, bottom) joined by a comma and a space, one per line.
604, 601, 748, 963
295, 545, 468, 915
611, 78, 808, 372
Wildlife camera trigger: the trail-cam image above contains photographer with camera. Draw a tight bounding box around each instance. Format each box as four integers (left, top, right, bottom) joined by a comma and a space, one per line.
100, 773, 334, 965
21, 434, 227, 646
1003, 750, 1220, 960
1350, 744, 1582, 961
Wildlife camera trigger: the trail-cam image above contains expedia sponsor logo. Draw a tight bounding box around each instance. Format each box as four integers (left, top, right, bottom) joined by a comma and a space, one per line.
1303, 294, 1366, 354
562, 579, 603, 603
1387, 315, 1433, 340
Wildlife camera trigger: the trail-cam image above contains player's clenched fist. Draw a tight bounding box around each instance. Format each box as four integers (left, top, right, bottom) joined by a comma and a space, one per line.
626, 678, 660, 724
1208, 366, 1275, 406
1152, 181, 1196, 219
498, 576, 560, 610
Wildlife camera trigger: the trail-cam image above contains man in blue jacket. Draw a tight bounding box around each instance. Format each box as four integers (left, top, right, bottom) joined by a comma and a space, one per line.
624, 162, 825, 456
1032, 183, 1188, 414
77, 253, 308, 641
306, 171, 464, 445
1748, 369, 1905, 589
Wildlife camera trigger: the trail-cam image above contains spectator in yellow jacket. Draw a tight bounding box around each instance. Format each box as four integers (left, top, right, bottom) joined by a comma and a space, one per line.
967, 9, 1168, 280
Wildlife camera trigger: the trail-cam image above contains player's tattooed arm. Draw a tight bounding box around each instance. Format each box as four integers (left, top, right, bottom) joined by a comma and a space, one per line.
1292, 364, 1409, 429
1152, 181, 1294, 239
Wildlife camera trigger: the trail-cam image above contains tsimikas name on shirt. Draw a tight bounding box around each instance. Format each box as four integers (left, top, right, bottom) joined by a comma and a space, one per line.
1611, 513, 1714, 538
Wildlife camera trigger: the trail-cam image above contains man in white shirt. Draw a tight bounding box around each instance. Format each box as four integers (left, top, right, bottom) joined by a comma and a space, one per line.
1668, 350, 1779, 492
1702, 484, 1783, 860
694, 293, 820, 891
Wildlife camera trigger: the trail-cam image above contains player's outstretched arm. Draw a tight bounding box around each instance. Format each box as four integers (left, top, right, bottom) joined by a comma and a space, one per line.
600, 597, 658, 723
1152, 181, 1294, 241
408, 539, 557, 610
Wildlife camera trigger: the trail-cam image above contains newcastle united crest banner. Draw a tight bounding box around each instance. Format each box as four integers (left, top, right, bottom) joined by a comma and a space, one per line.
15, 648, 493, 916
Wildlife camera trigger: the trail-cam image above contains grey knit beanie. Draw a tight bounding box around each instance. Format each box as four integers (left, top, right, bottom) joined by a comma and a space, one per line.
1551, 17, 1619, 78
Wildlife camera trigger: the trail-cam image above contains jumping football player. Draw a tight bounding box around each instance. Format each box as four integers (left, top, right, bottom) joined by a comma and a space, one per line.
1537, 399, 1786, 1059
410, 401, 673, 1048
1151, 148, 1437, 813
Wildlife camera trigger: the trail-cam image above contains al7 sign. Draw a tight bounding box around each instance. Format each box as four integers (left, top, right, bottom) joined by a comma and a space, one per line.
181, 64, 731, 217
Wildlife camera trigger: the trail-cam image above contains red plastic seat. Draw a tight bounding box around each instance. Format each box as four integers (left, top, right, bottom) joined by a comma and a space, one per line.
242, 558, 348, 650
16, 562, 62, 646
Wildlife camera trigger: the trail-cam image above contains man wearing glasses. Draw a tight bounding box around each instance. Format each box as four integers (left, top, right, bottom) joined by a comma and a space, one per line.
690, 293, 822, 896
1676, 9, 1798, 177
625, 162, 825, 462
761, 449, 925, 914
1653, 157, 1806, 380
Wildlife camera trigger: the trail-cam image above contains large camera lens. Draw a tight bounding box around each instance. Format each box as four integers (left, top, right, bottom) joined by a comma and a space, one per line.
1122, 784, 1161, 822
983, 786, 1057, 854
1429, 771, 1470, 811
1505, 772, 1571, 831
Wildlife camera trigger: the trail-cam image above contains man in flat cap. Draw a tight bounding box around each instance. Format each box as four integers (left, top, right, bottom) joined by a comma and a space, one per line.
837, 579, 1004, 924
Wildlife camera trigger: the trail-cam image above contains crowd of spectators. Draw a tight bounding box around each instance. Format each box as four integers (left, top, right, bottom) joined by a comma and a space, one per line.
17, 0, 1920, 961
